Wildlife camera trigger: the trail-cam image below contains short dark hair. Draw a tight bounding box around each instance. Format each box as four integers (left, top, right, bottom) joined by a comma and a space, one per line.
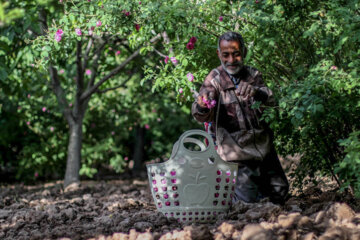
218, 32, 245, 55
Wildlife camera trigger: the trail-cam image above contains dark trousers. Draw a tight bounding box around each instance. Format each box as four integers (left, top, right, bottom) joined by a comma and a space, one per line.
232, 147, 289, 205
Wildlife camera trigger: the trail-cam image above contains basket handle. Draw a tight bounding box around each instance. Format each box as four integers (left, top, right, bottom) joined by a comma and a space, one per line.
178, 129, 216, 154
183, 137, 207, 151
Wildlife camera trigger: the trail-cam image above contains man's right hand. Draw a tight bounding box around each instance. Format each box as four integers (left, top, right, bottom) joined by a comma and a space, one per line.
197, 91, 215, 108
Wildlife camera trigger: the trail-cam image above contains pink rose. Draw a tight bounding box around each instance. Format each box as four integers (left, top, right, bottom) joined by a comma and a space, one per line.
27, 94, 31, 98
179, 88, 183, 94
170, 57, 178, 64
85, 69, 92, 75
219, 16, 223, 21
164, 56, 170, 64
55, 34, 62, 42
202, 97, 217, 108
59, 69, 65, 74
96, 20, 102, 27
186, 73, 194, 82
186, 42, 194, 50
56, 29, 64, 36
189, 37, 197, 44
111, 131, 115, 135
124, 157, 129, 161
50, 127, 54, 132
75, 28, 82, 36
115, 50, 121, 56
42, 107, 47, 112
34, 172, 39, 177
125, 12, 130, 16
26, 121, 30, 125
331, 65, 338, 70
88, 30, 93, 36
145, 124, 150, 130
135, 24, 140, 31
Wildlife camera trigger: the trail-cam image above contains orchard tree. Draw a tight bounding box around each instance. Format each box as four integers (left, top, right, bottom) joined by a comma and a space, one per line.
33, 0, 219, 186
33, 1, 165, 186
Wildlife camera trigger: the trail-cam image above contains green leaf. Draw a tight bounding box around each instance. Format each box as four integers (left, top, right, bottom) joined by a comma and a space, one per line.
41, 51, 49, 58
0, 68, 8, 80
303, 23, 319, 38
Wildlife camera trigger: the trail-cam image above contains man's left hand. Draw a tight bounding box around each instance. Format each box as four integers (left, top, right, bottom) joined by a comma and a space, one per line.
236, 81, 257, 99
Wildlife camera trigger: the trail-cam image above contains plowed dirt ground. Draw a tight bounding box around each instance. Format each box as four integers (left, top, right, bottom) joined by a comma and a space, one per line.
1, 176, 360, 240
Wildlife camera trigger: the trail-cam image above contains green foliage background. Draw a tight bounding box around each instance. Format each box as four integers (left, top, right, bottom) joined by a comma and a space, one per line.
1, 0, 360, 196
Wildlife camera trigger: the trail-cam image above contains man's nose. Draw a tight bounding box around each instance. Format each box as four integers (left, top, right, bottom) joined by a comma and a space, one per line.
228, 55, 235, 63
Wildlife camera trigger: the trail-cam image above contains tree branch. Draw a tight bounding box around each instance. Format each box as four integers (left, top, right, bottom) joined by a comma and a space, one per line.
197, 25, 219, 38
76, 40, 84, 91
82, 37, 93, 71
87, 41, 106, 89
88, 34, 107, 62
153, 48, 167, 58
81, 49, 140, 101
49, 66, 74, 125
73, 40, 85, 117
161, 32, 172, 49
97, 74, 133, 94
80, 34, 161, 102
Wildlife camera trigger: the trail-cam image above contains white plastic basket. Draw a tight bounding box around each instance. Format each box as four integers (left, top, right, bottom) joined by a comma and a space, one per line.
146, 130, 238, 223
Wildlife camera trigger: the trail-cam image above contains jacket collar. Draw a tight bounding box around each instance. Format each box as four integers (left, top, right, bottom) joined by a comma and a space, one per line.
216, 65, 249, 90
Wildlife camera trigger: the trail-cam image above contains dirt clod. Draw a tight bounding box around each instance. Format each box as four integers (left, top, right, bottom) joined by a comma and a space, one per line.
241, 224, 274, 240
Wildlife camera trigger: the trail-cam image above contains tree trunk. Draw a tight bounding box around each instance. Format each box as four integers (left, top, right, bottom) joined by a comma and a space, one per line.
64, 119, 83, 187
132, 126, 145, 176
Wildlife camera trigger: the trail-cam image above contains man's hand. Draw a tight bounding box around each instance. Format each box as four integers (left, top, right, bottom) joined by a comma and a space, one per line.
236, 81, 257, 100
197, 91, 215, 108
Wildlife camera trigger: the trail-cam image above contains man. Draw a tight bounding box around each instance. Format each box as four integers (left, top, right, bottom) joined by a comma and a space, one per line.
192, 32, 289, 204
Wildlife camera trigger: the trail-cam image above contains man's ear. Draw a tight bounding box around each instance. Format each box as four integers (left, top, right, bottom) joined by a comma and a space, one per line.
243, 47, 247, 59
216, 49, 220, 59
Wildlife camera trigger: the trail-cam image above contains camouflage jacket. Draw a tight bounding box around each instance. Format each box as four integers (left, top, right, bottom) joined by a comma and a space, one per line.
191, 65, 275, 161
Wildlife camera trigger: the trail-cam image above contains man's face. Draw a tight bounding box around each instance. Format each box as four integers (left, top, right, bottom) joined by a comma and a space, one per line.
217, 40, 244, 75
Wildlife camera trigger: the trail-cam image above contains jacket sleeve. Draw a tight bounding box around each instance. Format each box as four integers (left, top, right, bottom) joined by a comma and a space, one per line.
251, 69, 275, 106
191, 70, 219, 123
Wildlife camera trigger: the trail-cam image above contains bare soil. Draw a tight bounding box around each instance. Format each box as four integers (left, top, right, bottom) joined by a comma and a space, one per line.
1, 176, 360, 240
